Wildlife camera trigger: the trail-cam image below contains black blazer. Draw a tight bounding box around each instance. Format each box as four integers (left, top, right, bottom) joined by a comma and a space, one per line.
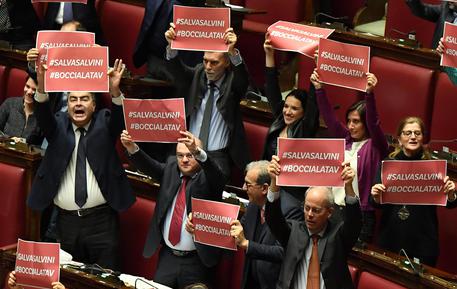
28, 100, 135, 212
5, 0, 39, 45
129, 149, 227, 267
266, 196, 361, 289
169, 57, 250, 171
241, 192, 302, 289
43, 1, 103, 43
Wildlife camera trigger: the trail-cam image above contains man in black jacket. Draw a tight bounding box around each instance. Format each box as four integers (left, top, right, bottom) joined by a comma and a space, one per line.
230, 160, 302, 289
120, 129, 227, 289
164, 24, 250, 177
28, 59, 135, 270
266, 157, 361, 289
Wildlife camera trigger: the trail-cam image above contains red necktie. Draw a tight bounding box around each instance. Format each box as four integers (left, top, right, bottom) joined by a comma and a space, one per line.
307, 235, 320, 289
168, 177, 188, 246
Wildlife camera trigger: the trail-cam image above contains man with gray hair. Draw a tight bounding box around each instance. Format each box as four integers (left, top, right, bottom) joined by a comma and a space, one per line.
266, 156, 362, 289
229, 160, 302, 289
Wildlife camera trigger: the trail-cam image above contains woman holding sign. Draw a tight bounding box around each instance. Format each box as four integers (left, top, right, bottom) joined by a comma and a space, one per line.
371, 116, 457, 266
262, 35, 320, 202
310, 69, 388, 243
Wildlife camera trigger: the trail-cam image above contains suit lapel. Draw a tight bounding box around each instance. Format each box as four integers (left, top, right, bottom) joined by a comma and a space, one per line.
318, 224, 330, 261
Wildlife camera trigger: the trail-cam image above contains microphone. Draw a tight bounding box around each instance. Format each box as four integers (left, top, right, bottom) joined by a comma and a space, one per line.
135, 277, 158, 289
388, 29, 421, 48
398, 248, 423, 276
314, 12, 348, 30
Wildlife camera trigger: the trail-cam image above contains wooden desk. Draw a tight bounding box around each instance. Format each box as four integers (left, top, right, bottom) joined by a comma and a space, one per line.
349, 244, 457, 289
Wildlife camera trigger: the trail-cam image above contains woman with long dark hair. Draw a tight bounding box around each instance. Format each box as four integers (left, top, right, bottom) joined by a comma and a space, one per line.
310, 69, 388, 243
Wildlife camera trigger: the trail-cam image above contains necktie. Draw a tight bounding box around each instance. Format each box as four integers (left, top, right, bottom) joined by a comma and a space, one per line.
199, 83, 215, 150
168, 177, 188, 246
307, 235, 320, 289
260, 208, 265, 225
63, 3, 73, 24
75, 127, 88, 208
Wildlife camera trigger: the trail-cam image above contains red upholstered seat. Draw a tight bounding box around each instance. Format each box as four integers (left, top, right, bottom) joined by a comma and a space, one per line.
213, 248, 245, 289
119, 197, 157, 279
243, 120, 269, 161
369, 56, 435, 137
357, 271, 407, 289
429, 72, 457, 151
348, 264, 359, 286
385, 0, 438, 49
237, 0, 306, 88
5, 68, 28, 99
99, 0, 146, 75
0, 163, 26, 247
437, 205, 457, 274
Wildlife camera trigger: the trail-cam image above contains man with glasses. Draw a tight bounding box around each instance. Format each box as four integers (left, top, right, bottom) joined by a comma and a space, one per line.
120, 130, 226, 288
266, 156, 362, 289
228, 161, 302, 289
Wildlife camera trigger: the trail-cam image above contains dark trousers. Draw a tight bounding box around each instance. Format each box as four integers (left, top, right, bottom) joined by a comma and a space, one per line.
57, 206, 120, 270
154, 246, 211, 289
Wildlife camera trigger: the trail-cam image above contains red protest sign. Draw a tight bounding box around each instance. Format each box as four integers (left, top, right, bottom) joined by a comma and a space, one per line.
440, 22, 457, 68
277, 138, 345, 187
123, 98, 187, 143
32, 0, 87, 3
267, 21, 334, 57
36, 31, 95, 67
192, 198, 240, 251
317, 38, 370, 92
15, 239, 60, 289
172, 5, 230, 52
45, 46, 109, 92
381, 160, 448, 206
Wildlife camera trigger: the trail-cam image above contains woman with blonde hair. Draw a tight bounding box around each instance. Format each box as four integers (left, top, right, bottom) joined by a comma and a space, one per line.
371, 116, 457, 266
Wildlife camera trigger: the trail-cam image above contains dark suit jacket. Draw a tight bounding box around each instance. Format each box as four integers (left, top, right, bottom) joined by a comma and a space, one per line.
28, 100, 135, 212
241, 192, 303, 289
169, 57, 250, 171
405, 0, 452, 47
266, 196, 361, 289
43, 1, 103, 43
4, 0, 39, 46
129, 150, 226, 267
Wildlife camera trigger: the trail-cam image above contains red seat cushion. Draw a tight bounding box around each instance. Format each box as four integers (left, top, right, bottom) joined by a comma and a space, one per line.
358, 272, 407, 289
5, 68, 28, 99
243, 120, 269, 161
0, 163, 26, 247
429, 72, 457, 151
385, 0, 438, 49
99, 0, 146, 75
119, 197, 157, 278
437, 205, 457, 274
370, 56, 434, 136
348, 264, 359, 286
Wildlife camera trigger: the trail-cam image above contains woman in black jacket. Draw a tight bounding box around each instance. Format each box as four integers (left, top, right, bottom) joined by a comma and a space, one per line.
261, 34, 320, 202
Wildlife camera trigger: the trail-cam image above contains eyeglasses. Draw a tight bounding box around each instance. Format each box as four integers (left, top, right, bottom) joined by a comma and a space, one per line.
304, 205, 326, 215
401, 130, 422, 137
244, 181, 261, 190
176, 153, 194, 160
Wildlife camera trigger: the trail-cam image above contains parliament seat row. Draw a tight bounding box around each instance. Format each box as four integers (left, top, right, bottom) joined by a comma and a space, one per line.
0, 65, 29, 105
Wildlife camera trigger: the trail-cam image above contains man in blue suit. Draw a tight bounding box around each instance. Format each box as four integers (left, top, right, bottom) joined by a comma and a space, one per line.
28, 59, 135, 270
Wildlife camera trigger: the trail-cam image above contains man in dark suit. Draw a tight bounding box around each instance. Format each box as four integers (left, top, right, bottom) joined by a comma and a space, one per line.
120, 130, 227, 289
266, 156, 362, 289
132, 0, 205, 80
164, 24, 250, 177
43, 0, 103, 43
229, 160, 302, 289
405, 0, 455, 48
0, 0, 39, 50
27, 59, 135, 270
